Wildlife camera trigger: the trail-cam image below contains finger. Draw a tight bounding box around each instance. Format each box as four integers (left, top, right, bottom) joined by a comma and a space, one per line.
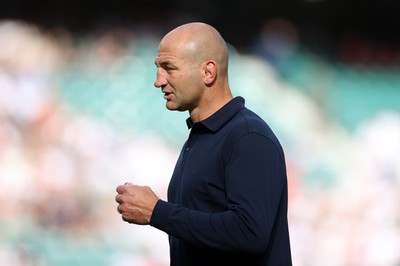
121, 214, 130, 223
115, 194, 123, 204
116, 185, 126, 194
117, 204, 123, 214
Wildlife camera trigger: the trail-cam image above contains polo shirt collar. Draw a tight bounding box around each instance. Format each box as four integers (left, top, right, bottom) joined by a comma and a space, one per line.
186, 96, 245, 132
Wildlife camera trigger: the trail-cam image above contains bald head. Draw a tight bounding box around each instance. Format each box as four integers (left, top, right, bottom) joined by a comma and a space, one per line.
160, 22, 229, 77
154, 22, 233, 120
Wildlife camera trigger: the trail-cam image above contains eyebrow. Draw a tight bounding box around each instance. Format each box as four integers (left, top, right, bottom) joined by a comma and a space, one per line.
155, 59, 177, 68
155, 58, 168, 66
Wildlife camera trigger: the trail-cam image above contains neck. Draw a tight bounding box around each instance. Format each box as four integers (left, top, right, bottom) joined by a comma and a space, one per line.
189, 88, 233, 123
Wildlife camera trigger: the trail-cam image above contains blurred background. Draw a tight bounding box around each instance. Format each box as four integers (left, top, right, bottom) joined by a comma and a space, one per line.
1, 0, 400, 265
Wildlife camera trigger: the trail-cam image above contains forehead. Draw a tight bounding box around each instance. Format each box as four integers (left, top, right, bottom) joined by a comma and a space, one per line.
155, 41, 185, 65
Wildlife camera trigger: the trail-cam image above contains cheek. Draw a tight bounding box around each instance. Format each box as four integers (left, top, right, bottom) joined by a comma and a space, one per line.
172, 70, 203, 95
185, 71, 203, 87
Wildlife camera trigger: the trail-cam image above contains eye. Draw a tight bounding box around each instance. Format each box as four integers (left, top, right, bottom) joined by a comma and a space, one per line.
158, 61, 176, 71
164, 65, 176, 72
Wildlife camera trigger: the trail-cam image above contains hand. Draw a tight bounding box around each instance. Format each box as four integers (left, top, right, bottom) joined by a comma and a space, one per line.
115, 183, 159, 225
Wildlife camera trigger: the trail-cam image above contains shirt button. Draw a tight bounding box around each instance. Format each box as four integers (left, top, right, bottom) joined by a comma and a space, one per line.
185, 147, 190, 152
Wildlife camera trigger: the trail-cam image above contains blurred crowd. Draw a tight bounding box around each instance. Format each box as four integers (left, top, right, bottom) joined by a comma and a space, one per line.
0, 19, 400, 266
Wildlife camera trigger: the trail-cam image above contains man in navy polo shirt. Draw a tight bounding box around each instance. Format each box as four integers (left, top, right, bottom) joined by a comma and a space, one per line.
116, 22, 292, 266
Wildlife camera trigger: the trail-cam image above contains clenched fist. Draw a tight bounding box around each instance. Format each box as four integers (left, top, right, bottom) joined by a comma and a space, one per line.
115, 183, 159, 225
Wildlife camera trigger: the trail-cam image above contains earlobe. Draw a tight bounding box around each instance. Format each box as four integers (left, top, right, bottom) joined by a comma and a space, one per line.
204, 61, 217, 86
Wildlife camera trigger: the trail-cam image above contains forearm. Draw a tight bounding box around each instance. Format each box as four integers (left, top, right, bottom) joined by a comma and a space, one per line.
150, 200, 271, 254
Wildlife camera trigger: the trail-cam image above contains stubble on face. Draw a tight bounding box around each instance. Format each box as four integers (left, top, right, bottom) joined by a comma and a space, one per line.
156, 37, 204, 112
156, 22, 230, 117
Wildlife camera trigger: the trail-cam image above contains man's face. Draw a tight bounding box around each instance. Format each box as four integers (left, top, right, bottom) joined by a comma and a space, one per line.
154, 37, 204, 112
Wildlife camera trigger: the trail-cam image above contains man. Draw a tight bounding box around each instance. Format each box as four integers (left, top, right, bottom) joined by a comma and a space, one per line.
115, 22, 292, 266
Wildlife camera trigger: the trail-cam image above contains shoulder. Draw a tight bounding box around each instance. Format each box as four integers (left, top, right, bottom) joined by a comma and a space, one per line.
226, 107, 284, 153
230, 107, 273, 137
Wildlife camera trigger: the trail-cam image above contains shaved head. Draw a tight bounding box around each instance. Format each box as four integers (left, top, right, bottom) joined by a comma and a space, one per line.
154, 22, 233, 121
160, 22, 229, 77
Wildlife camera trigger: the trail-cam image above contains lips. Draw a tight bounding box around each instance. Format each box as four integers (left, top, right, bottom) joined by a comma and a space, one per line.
163, 91, 173, 100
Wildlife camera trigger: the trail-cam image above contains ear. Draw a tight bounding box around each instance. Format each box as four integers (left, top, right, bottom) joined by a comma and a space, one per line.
203, 60, 217, 86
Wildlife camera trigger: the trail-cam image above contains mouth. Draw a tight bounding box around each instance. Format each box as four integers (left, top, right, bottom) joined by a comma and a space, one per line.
163, 91, 173, 100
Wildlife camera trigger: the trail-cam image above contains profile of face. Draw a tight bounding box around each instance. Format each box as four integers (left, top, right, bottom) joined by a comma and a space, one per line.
154, 23, 229, 115
154, 31, 205, 112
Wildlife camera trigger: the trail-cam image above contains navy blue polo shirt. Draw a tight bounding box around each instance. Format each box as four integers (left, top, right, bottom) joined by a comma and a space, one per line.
151, 96, 292, 266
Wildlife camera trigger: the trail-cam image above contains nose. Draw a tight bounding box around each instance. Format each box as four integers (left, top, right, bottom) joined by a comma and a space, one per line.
154, 71, 168, 88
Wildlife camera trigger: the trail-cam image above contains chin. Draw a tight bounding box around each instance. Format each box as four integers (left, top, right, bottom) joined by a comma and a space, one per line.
166, 103, 186, 112
166, 103, 178, 111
